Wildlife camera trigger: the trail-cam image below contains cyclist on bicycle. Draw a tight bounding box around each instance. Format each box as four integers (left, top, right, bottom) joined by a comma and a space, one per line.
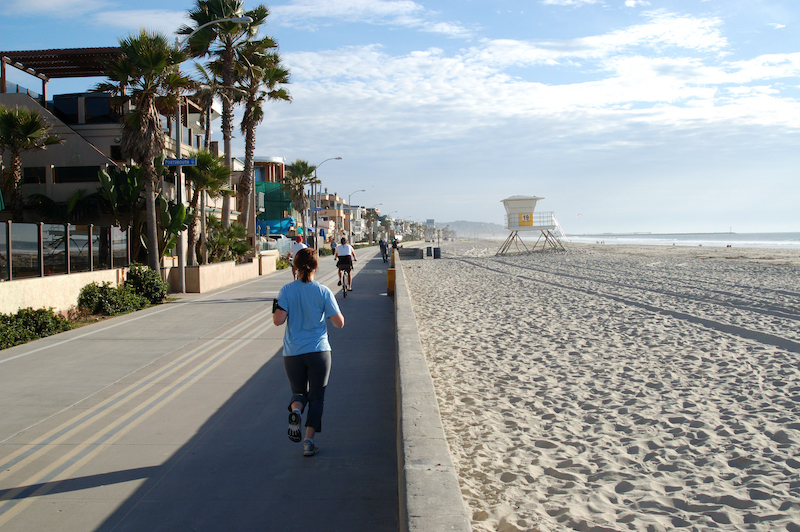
334, 237, 357, 291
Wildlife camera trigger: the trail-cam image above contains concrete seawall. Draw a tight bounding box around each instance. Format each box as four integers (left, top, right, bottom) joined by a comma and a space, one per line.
394, 253, 472, 531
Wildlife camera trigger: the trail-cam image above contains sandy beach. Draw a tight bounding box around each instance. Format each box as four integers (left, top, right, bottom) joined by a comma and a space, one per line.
403, 241, 800, 532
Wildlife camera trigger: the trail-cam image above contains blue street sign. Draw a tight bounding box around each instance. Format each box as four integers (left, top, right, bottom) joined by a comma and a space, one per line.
164, 158, 197, 166
309, 208, 324, 211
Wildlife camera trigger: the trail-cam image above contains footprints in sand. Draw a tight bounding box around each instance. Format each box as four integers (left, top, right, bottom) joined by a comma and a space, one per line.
404, 242, 800, 532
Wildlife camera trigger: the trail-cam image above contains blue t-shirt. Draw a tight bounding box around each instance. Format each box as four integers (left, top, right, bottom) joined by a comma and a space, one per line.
277, 280, 341, 357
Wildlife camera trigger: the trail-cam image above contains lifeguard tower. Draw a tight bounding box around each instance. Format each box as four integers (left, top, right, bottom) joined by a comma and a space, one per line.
497, 195, 566, 255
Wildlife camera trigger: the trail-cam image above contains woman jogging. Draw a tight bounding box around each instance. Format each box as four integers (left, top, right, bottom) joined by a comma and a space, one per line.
273, 248, 345, 456
334, 237, 357, 291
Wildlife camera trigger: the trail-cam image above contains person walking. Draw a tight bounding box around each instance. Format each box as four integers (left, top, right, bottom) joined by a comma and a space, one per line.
288, 236, 307, 280
273, 248, 345, 456
379, 238, 389, 263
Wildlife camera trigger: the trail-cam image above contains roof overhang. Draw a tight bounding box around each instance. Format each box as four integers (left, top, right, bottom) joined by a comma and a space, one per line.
0, 47, 122, 81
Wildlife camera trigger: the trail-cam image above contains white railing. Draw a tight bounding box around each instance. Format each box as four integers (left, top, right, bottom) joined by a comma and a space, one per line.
506, 211, 557, 230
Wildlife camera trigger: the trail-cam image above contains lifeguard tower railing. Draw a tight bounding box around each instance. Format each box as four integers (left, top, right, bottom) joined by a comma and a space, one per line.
497, 211, 566, 255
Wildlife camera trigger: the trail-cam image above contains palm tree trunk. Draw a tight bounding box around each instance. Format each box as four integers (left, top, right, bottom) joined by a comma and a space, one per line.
143, 166, 160, 272
200, 193, 209, 264
11, 154, 24, 222
221, 46, 235, 228
204, 108, 212, 151
187, 186, 201, 266
239, 119, 255, 243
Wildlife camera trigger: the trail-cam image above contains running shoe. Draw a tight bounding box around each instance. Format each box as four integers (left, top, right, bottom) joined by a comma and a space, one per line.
288, 411, 302, 442
303, 439, 319, 456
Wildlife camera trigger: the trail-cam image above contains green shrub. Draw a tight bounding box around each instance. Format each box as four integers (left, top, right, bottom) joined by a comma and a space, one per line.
98, 286, 149, 315
317, 247, 333, 257
77, 281, 105, 314
125, 263, 168, 304
276, 258, 291, 270
78, 282, 149, 316
0, 308, 73, 350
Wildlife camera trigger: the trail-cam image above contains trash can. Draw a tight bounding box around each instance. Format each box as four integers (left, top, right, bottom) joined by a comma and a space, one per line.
433, 247, 441, 259
426, 247, 432, 256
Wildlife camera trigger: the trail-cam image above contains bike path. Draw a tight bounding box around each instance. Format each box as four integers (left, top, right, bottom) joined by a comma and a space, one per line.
0, 247, 397, 531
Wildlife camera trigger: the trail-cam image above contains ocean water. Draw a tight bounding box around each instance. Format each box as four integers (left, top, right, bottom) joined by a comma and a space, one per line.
565, 232, 800, 249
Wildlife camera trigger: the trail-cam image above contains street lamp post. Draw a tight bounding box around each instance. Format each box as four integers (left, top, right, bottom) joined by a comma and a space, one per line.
311, 157, 341, 250
173, 15, 252, 293
347, 189, 365, 242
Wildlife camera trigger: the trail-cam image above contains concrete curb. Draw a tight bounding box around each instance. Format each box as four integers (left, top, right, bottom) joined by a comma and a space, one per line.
395, 256, 472, 531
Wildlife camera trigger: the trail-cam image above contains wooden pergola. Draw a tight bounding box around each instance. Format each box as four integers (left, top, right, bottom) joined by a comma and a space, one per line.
0, 47, 122, 103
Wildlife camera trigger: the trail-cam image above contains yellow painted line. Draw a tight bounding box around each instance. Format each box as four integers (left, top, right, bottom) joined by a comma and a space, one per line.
0, 318, 272, 526
0, 309, 269, 493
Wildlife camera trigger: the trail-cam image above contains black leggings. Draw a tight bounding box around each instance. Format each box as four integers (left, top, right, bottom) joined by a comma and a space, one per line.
284, 351, 332, 432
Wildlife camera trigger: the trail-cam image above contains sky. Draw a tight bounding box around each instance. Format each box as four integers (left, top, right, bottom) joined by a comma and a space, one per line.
2, 0, 799, 234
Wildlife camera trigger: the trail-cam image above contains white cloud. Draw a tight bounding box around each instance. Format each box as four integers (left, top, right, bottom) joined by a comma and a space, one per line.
625, 0, 650, 7
2, 0, 107, 16
769, 23, 786, 29
541, 0, 603, 5
272, 0, 423, 25
90, 10, 190, 36
271, 0, 474, 36
461, 11, 726, 73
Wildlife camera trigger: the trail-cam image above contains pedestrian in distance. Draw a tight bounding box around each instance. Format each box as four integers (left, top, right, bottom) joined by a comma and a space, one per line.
273, 248, 345, 456
379, 238, 389, 263
288, 236, 307, 280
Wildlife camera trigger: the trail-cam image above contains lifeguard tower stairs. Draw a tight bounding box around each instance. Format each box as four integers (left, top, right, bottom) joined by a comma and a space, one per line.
497, 195, 567, 255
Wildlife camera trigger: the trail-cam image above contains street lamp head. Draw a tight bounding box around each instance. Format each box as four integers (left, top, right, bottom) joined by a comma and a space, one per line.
230, 16, 254, 24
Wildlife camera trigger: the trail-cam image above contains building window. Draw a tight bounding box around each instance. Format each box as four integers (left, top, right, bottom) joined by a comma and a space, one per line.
53, 166, 101, 183
84, 96, 119, 124
22, 167, 46, 184
255, 166, 266, 183
52, 96, 79, 124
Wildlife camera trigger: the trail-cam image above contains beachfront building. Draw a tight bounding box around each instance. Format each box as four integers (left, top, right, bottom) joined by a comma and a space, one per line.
0, 48, 227, 224
311, 191, 346, 243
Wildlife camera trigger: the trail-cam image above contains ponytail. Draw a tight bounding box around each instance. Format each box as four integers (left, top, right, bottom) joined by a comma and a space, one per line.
294, 247, 318, 283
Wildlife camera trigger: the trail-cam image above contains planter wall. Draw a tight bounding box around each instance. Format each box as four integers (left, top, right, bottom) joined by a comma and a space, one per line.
0, 268, 126, 315
165, 250, 278, 293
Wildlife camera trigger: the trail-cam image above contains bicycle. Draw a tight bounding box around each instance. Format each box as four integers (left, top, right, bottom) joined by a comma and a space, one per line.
341, 268, 351, 298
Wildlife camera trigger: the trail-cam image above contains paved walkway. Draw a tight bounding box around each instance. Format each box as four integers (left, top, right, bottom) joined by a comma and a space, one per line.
0, 247, 398, 531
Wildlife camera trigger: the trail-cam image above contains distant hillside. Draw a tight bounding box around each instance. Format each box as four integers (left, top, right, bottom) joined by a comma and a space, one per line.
437, 220, 505, 238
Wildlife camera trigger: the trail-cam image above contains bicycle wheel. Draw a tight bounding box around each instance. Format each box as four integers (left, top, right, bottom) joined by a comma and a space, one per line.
342, 270, 348, 298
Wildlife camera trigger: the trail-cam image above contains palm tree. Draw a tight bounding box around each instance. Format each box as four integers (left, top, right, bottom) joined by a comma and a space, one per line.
192, 62, 220, 151
98, 165, 147, 262
96, 30, 192, 270
0, 106, 63, 221
183, 149, 231, 265
179, 0, 270, 226
233, 41, 291, 239
364, 211, 377, 244
281, 160, 319, 238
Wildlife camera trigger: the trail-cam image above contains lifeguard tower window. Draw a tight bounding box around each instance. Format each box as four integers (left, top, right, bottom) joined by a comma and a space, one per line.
22, 167, 46, 184
53, 166, 101, 184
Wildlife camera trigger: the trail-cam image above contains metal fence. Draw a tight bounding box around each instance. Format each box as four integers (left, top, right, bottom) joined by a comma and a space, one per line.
0, 221, 130, 282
